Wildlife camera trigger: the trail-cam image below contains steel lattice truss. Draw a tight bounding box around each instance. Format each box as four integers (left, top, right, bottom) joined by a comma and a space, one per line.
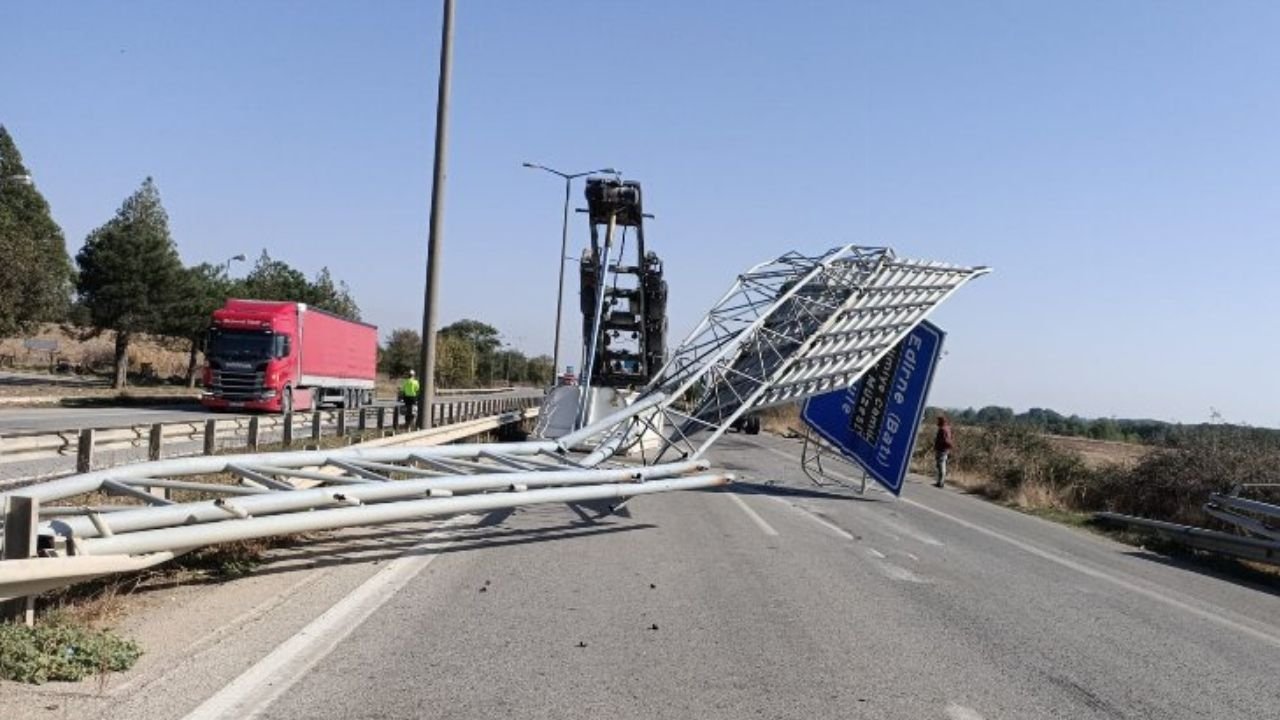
0, 243, 986, 601
584, 245, 989, 463
0, 440, 726, 600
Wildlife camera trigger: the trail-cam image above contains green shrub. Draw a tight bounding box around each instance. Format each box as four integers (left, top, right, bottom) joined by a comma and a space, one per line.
1093, 426, 1280, 526
917, 420, 1280, 527
0, 617, 141, 684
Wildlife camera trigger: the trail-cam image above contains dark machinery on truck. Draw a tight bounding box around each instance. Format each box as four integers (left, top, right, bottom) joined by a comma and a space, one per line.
579, 177, 667, 389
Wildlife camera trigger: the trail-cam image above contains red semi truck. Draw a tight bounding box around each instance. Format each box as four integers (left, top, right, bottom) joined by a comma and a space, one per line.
200, 299, 377, 414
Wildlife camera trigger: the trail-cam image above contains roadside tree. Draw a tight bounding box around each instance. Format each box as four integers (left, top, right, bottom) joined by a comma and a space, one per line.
75, 178, 185, 388
168, 263, 235, 386
380, 328, 421, 377
0, 126, 73, 336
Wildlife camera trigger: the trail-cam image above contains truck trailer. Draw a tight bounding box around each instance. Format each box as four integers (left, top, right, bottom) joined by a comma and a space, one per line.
200, 299, 377, 414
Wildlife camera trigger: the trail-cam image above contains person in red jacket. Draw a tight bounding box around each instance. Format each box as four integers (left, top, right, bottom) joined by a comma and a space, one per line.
933, 415, 955, 488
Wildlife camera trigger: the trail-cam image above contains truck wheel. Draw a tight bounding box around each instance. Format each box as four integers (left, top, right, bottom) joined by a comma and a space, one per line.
745, 416, 761, 435
281, 388, 293, 416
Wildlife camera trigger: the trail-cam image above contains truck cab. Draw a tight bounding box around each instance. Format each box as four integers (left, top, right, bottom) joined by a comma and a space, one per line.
201, 299, 376, 414
202, 301, 300, 413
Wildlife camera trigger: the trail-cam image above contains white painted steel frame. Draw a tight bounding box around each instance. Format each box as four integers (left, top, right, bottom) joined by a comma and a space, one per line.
567, 245, 989, 464
0, 242, 988, 600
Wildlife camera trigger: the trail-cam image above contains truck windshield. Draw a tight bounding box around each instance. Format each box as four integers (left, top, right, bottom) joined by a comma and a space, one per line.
207, 329, 276, 361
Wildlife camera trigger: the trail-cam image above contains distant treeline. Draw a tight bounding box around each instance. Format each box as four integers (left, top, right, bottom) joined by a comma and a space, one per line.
931, 405, 1280, 448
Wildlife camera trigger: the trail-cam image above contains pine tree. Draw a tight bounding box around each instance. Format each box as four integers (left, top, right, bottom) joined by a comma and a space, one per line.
240, 250, 311, 303
76, 178, 185, 388
239, 252, 361, 320
0, 126, 73, 336
306, 267, 360, 320
167, 263, 234, 386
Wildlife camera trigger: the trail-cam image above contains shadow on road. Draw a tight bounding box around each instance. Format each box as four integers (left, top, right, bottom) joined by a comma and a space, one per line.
1119, 548, 1280, 598
245, 517, 656, 580
723, 479, 882, 503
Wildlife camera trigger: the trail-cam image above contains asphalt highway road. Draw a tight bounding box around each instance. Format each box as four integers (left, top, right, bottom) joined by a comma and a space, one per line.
174, 432, 1279, 720
0, 388, 543, 434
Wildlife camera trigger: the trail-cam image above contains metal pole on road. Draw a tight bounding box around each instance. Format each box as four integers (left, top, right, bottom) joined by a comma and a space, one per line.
418, 0, 455, 430
522, 163, 620, 380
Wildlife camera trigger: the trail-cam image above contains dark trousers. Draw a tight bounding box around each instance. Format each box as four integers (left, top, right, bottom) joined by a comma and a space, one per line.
403, 396, 417, 427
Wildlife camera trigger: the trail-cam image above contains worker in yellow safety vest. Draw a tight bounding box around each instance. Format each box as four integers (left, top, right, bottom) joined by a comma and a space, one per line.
400, 369, 421, 427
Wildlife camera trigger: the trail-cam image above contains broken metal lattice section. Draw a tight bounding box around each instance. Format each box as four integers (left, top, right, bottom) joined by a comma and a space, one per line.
577, 245, 988, 463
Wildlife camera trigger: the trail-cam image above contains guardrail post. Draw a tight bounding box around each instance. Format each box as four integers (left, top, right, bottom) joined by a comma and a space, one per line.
1, 495, 38, 626
311, 410, 322, 441
247, 417, 260, 452
283, 412, 294, 447
148, 423, 164, 461
337, 409, 347, 437
76, 428, 95, 473
204, 419, 217, 455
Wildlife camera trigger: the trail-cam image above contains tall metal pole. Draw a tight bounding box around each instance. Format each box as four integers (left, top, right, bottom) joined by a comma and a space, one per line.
523, 164, 620, 384
550, 176, 571, 380
418, 0, 455, 429
577, 211, 617, 428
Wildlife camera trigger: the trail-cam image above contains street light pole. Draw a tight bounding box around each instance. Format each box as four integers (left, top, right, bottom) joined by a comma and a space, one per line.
222, 253, 246, 276
418, 0, 455, 429
522, 163, 619, 384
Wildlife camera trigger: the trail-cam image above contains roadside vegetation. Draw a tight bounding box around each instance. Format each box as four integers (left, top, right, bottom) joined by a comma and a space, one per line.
746, 400, 1280, 545
913, 414, 1280, 530
0, 615, 141, 684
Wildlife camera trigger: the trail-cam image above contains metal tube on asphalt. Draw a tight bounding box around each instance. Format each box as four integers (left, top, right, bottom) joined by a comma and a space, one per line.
560, 391, 667, 452
48, 460, 709, 540
418, 0, 455, 429
76, 474, 732, 557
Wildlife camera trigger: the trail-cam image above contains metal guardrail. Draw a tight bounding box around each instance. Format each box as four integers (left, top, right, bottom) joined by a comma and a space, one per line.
1094, 512, 1280, 566
0, 396, 542, 486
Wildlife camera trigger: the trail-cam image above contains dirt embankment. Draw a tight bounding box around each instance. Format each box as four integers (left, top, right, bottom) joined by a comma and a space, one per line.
1, 324, 196, 380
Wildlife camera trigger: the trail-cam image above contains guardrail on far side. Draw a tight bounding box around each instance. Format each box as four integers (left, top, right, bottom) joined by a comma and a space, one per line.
0, 395, 543, 488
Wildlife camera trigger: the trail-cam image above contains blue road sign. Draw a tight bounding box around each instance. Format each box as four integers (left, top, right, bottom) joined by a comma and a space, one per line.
800, 321, 945, 495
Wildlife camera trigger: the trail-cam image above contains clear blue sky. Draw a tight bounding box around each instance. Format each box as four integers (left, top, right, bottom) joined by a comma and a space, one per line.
5, 2, 1278, 426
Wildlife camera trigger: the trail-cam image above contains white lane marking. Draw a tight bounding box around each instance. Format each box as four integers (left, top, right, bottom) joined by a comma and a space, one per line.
182, 516, 475, 720
946, 703, 987, 720
728, 493, 779, 536
768, 496, 855, 540
866, 547, 886, 559
904, 498, 1280, 650
876, 562, 928, 584
877, 513, 945, 547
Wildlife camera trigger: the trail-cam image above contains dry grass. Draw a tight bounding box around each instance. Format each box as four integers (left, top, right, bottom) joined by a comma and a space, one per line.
0, 323, 194, 378
756, 403, 803, 437
1043, 434, 1148, 469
